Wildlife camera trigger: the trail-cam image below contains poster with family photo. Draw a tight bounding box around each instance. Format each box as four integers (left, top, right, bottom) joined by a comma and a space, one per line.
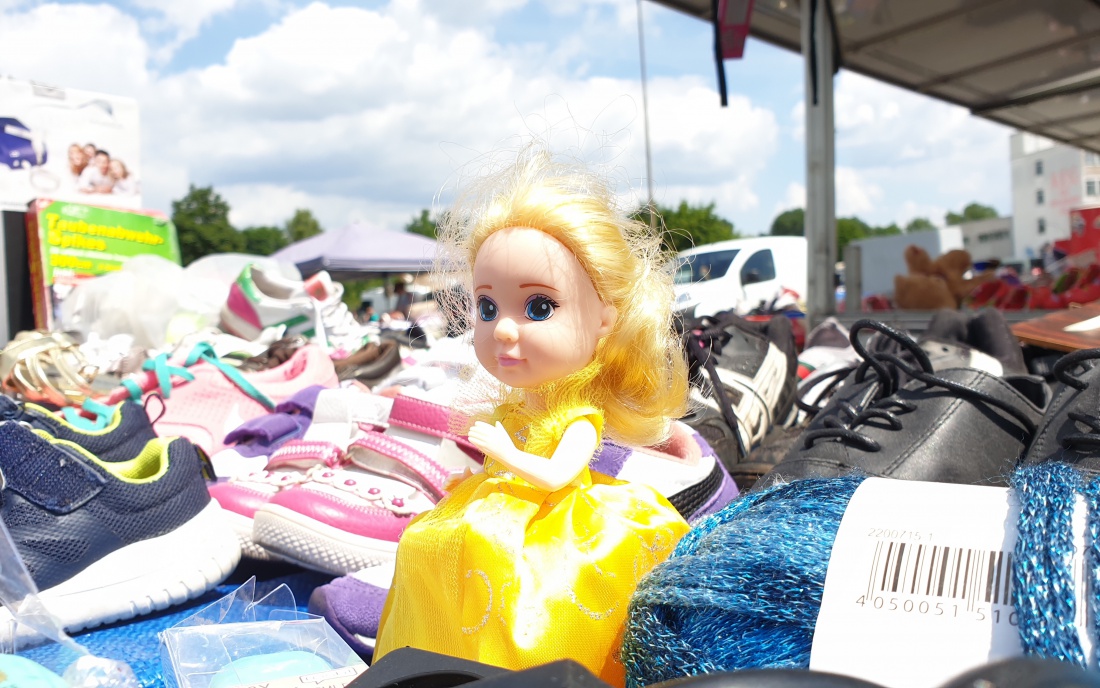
0, 75, 142, 212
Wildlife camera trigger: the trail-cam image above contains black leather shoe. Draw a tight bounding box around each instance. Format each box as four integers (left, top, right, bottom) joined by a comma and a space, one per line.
1020, 347, 1100, 475
755, 320, 1050, 490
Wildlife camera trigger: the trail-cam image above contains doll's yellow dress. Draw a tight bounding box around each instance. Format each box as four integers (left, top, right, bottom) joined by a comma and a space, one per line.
374, 404, 690, 687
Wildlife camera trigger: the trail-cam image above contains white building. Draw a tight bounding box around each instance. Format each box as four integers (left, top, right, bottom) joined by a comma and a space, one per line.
1010, 131, 1100, 260
957, 216, 1014, 265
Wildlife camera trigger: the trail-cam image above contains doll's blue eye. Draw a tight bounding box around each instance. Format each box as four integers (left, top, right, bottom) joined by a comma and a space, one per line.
477, 296, 498, 322
525, 295, 558, 321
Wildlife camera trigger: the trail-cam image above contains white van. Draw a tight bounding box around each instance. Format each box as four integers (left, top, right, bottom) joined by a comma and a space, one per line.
673, 236, 808, 317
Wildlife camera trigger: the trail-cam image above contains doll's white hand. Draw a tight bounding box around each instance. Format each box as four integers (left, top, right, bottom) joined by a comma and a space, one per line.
467, 421, 516, 463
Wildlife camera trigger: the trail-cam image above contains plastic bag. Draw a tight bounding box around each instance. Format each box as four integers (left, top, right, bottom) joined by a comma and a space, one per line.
0, 514, 138, 688
60, 254, 301, 351
159, 578, 365, 688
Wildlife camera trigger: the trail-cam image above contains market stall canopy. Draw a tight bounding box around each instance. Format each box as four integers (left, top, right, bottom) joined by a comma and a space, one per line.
653, 0, 1100, 154
273, 223, 437, 279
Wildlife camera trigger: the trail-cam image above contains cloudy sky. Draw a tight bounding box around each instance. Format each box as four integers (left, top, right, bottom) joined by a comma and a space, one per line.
0, 0, 1013, 235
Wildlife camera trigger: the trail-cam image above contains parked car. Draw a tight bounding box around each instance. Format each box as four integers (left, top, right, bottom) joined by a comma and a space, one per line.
674, 236, 808, 317
0, 118, 45, 169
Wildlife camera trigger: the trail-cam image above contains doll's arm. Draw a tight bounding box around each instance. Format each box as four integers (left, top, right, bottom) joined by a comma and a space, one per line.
467, 419, 598, 492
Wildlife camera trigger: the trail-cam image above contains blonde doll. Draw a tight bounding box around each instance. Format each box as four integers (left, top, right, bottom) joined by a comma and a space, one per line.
374, 148, 690, 686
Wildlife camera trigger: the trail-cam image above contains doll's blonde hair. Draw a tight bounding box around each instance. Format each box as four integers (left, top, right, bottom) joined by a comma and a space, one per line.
436, 146, 688, 448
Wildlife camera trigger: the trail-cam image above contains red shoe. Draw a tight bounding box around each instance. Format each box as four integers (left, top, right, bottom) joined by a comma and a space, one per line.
1028, 286, 1065, 310
1063, 281, 1100, 306
996, 285, 1030, 310
964, 280, 1010, 308
862, 295, 893, 311
1054, 267, 1083, 295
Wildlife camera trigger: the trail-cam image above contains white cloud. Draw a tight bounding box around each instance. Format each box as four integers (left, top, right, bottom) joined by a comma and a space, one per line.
131, 0, 242, 62
221, 183, 419, 232
774, 181, 805, 215
0, 4, 149, 95
0, 0, 782, 236
835, 166, 882, 216
543, 0, 638, 29
137, 0, 781, 229
896, 200, 946, 229
788, 71, 1010, 229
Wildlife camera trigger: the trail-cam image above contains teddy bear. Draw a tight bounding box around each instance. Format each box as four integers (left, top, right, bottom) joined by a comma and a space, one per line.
894, 245, 994, 309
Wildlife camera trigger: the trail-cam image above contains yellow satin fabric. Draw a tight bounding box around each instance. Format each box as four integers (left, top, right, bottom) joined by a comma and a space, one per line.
374, 406, 690, 687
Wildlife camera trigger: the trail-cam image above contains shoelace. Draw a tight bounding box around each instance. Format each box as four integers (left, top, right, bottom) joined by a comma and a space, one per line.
795, 365, 857, 417
683, 320, 751, 459
1052, 349, 1100, 452
0, 392, 116, 433
63, 342, 275, 429
801, 319, 1038, 452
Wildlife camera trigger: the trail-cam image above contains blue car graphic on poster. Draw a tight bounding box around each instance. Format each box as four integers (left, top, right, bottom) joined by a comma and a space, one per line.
0, 117, 46, 169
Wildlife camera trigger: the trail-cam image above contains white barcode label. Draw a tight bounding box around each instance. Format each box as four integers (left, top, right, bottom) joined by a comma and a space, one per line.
810, 478, 1090, 688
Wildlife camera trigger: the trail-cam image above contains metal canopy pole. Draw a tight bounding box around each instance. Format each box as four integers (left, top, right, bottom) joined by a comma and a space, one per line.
803, 0, 837, 326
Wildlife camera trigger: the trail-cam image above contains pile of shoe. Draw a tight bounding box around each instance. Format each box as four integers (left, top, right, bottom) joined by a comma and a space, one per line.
18, 247, 1100, 688
693, 307, 1051, 491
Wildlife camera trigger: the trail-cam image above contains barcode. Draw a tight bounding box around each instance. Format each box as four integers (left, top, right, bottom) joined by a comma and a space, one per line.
866, 542, 1013, 612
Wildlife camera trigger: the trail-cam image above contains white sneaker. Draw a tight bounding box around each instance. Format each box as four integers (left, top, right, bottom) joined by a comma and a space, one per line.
221, 263, 375, 353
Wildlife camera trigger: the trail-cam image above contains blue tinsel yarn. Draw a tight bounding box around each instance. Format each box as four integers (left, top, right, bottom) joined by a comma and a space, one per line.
622, 474, 865, 688
622, 464, 1100, 688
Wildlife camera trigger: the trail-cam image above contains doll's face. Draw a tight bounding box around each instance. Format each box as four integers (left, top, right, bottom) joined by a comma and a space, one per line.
472, 227, 616, 390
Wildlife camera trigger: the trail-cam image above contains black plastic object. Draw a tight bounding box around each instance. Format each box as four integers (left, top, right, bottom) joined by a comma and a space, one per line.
939, 657, 1100, 688
347, 649, 508, 688
1, 209, 35, 340
347, 651, 613, 688
648, 669, 886, 688
471, 660, 610, 688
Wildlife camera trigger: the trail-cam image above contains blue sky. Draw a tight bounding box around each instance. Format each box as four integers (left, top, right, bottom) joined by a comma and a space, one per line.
0, 0, 1013, 235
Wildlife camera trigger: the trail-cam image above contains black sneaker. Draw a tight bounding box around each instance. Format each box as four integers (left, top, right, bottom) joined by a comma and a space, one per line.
755, 320, 1050, 490
678, 311, 798, 488
0, 422, 240, 640
1020, 348, 1100, 474
795, 308, 1027, 423
0, 395, 157, 463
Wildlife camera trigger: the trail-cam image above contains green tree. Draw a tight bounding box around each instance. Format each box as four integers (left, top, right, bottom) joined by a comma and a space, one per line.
285, 208, 323, 243
905, 217, 936, 233
633, 200, 738, 253
836, 216, 872, 257
871, 222, 903, 237
171, 185, 244, 265
241, 226, 289, 256
945, 203, 998, 226
769, 208, 805, 236
406, 209, 439, 239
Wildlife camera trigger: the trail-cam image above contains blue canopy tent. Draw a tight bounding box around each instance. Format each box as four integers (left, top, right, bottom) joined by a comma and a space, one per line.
273, 222, 437, 280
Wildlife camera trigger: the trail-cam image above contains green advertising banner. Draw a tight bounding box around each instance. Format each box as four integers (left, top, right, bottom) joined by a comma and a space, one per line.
26, 198, 181, 329
33, 200, 180, 282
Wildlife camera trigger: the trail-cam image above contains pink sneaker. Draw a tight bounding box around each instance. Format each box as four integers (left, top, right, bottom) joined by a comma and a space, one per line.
252, 393, 482, 574
208, 440, 345, 560
103, 342, 338, 454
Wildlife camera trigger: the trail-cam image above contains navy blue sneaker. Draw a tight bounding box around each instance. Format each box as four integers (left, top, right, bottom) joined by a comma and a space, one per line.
0, 395, 157, 463
0, 422, 240, 640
